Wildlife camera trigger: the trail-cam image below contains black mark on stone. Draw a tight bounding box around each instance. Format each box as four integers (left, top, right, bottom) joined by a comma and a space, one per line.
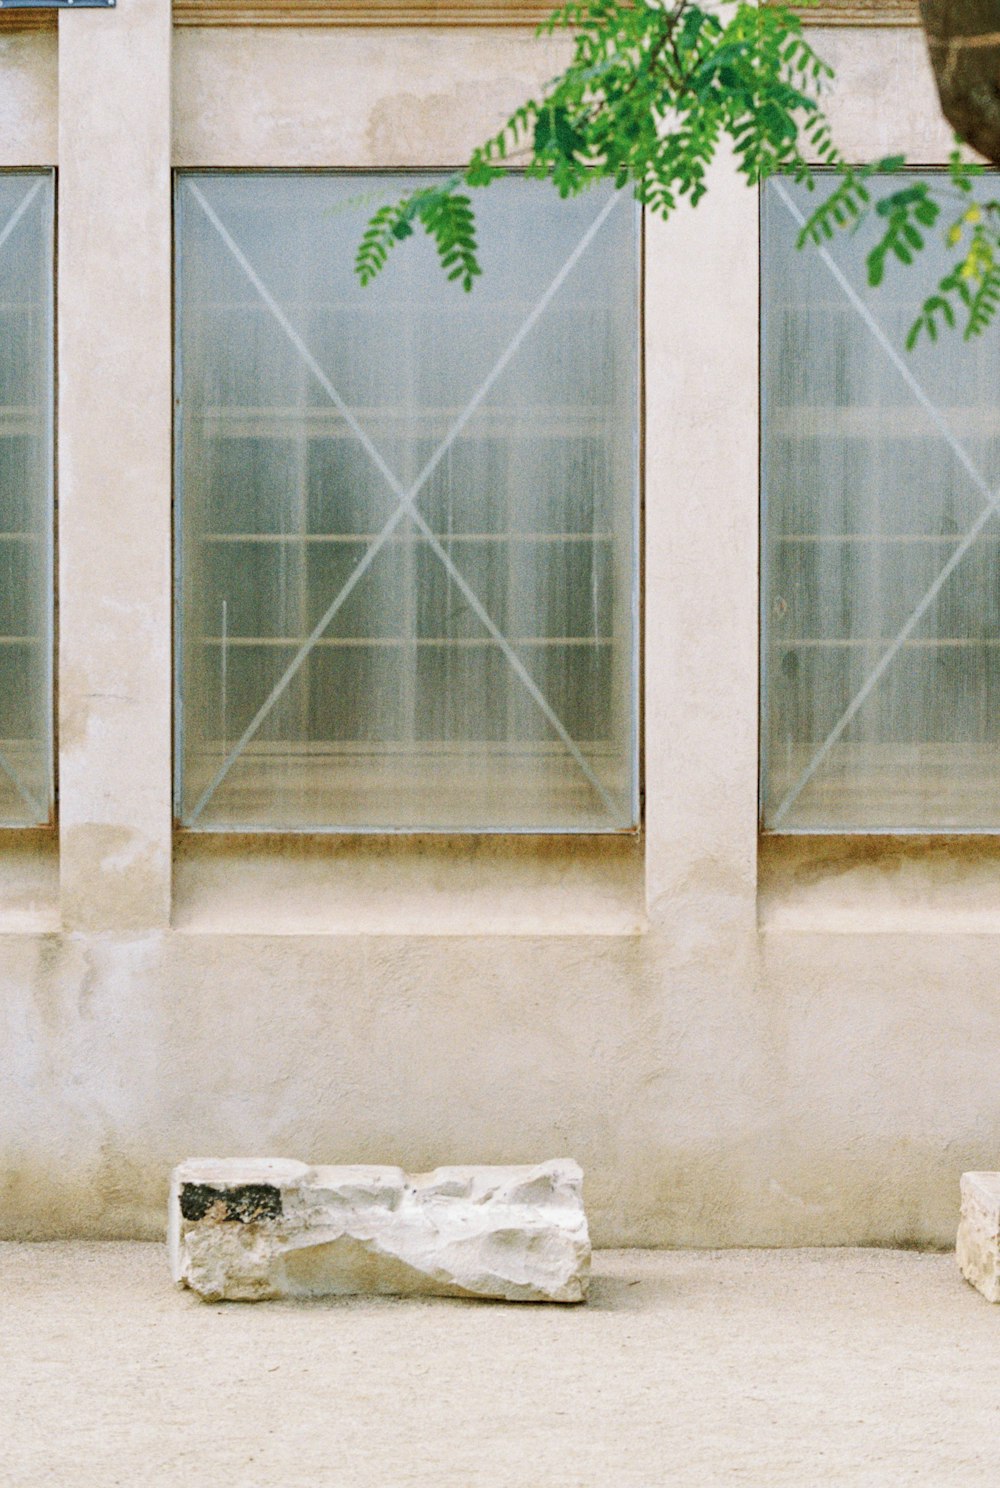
180, 1183, 283, 1224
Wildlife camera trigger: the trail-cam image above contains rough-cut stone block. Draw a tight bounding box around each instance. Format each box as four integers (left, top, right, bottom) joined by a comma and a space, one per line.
169, 1158, 589, 1303
957, 1172, 1000, 1302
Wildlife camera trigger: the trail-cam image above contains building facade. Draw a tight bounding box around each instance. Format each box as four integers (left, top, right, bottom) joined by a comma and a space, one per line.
0, 0, 995, 1245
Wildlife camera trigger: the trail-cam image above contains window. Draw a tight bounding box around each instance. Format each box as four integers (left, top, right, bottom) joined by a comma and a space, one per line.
762, 172, 1000, 831
175, 172, 639, 832
0, 172, 53, 828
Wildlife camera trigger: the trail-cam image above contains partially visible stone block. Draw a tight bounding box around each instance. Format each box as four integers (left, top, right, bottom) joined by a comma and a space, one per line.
169, 1157, 589, 1303
957, 1172, 1000, 1302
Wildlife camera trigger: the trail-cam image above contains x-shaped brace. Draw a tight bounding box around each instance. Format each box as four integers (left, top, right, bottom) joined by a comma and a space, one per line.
0, 178, 48, 824
771, 180, 1000, 825
185, 183, 623, 825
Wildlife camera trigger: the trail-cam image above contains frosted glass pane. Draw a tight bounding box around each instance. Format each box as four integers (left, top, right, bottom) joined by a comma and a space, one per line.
762, 173, 1000, 831
176, 173, 638, 831
0, 175, 53, 827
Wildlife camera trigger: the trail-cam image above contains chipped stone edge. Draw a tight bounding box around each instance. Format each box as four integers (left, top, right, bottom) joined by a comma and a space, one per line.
956, 1171, 1000, 1303
169, 1157, 591, 1304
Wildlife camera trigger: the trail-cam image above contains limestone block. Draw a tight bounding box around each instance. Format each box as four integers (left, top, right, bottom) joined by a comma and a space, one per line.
956, 1172, 1000, 1302
169, 1157, 589, 1303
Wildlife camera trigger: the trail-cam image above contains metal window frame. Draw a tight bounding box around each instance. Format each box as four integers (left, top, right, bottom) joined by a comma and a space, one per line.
760, 170, 1000, 834
0, 170, 55, 829
173, 168, 642, 834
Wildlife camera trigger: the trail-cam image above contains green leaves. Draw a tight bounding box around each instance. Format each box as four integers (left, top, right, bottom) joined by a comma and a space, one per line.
355, 180, 482, 291
798, 145, 1000, 348
966, 255, 1000, 338
418, 190, 482, 289
351, 0, 1000, 356
533, 104, 586, 159
797, 170, 872, 245
796, 157, 912, 252
797, 137, 1000, 347
904, 220, 1000, 346
355, 203, 404, 285
867, 182, 941, 286
356, 0, 846, 290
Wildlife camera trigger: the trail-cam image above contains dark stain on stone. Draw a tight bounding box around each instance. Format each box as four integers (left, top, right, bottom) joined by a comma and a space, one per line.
180, 1183, 282, 1224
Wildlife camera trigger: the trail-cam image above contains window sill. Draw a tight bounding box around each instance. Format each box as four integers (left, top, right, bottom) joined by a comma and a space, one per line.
759, 833, 1000, 935
172, 831, 645, 936
0, 829, 58, 933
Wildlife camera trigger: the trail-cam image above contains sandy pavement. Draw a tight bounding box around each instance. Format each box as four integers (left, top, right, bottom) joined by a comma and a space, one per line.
1, 1244, 998, 1486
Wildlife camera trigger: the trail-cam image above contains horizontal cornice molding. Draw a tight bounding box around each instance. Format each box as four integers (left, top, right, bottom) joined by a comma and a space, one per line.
0, 0, 919, 33
173, 0, 555, 24
793, 0, 918, 23
0, 10, 57, 30
174, 0, 919, 26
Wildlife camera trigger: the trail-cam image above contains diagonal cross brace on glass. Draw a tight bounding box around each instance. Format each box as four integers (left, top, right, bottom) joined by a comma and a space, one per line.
185, 184, 623, 825
0, 179, 47, 823
770, 181, 1000, 827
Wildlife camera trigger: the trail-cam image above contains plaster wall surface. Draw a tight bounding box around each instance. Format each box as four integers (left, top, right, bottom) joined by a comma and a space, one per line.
814, 25, 957, 161
0, 19, 998, 1246
0, 34, 56, 166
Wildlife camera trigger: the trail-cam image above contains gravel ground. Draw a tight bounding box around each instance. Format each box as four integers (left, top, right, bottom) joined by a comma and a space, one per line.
1, 1243, 997, 1487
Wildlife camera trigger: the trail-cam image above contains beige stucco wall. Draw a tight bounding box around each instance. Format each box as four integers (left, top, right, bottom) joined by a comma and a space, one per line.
1, 13, 998, 1246
0, 33, 56, 167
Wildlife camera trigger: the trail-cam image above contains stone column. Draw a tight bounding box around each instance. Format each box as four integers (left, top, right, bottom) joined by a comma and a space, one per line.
58, 0, 173, 930
643, 156, 760, 930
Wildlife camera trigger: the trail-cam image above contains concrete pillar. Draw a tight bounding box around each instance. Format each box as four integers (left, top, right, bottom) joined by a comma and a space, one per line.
57, 0, 173, 929
643, 158, 760, 929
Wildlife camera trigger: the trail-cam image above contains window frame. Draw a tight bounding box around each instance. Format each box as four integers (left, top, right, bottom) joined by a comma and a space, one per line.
759, 167, 1000, 835
172, 166, 643, 836
0, 167, 55, 830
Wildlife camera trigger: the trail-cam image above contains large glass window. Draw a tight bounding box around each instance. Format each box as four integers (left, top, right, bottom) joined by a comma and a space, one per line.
175, 173, 639, 832
0, 173, 53, 828
762, 173, 1000, 831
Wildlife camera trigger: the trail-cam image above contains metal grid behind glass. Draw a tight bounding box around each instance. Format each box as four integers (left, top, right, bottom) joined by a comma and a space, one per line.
762, 173, 1000, 831
175, 172, 639, 832
0, 173, 53, 828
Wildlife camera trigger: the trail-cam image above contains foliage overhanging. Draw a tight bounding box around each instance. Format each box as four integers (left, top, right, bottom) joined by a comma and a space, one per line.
355, 0, 1000, 346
